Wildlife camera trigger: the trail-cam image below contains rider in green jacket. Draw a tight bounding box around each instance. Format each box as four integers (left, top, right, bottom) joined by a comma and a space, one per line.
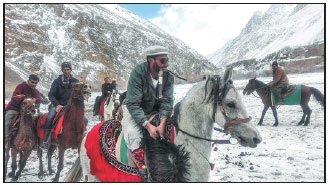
121, 45, 174, 177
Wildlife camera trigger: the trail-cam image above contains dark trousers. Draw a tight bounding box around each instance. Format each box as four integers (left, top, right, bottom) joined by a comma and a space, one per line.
93, 95, 106, 115
44, 106, 88, 140
270, 83, 288, 102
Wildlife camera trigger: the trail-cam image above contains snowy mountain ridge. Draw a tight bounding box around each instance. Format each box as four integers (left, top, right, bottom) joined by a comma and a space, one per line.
5, 4, 216, 94
207, 4, 324, 67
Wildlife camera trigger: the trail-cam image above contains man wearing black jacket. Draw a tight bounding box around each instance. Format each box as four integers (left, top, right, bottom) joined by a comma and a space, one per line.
93, 77, 116, 116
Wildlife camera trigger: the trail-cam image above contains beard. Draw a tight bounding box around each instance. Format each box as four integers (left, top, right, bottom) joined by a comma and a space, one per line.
151, 62, 160, 80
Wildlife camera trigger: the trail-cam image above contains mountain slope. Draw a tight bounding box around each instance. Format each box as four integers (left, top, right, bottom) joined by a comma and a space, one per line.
5, 4, 217, 94
207, 4, 324, 67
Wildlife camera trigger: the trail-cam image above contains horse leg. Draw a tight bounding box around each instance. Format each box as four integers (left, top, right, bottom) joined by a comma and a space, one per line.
297, 105, 306, 126
37, 147, 44, 177
5, 148, 10, 178
303, 104, 312, 126
15, 150, 32, 180
47, 144, 56, 174
9, 150, 18, 179
53, 148, 65, 182
258, 105, 269, 126
271, 106, 279, 127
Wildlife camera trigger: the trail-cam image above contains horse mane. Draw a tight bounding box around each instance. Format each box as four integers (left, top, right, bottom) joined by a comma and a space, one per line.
140, 135, 190, 182
171, 102, 181, 131
254, 79, 267, 87
253, 79, 271, 93
203, 75, 232, 104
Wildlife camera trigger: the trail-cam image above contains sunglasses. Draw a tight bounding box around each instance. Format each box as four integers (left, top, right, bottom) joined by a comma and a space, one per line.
159, 58, 169, 64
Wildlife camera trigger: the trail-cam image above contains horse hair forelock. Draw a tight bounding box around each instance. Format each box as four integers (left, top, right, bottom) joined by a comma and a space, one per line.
203, 75, 231, 104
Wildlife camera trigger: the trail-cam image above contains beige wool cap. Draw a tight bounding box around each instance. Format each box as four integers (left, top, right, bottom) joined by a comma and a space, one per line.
143, 45, 169, 57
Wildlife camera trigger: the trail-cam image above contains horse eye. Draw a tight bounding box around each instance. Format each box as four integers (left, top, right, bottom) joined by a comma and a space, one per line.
227, 102, 235, 108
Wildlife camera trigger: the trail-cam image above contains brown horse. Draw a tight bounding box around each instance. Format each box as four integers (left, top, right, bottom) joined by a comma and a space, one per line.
5, 96, 41, 181
41, 82, 91, 182
243, 77, 324, 126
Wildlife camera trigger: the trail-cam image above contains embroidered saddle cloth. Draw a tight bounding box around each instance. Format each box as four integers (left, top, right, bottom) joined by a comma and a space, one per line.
84, 118, 175, 182
271, 85, 301, 106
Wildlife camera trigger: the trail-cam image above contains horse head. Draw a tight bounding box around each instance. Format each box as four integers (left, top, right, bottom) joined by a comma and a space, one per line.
20, 97, 38, 118
243, 77, 257, 95
205, 68, 262, 148
113, 90, 120, 105
71, 82, 92, 101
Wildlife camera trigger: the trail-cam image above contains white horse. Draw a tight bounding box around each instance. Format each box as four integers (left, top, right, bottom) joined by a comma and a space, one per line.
66, 68, 262, 182
103, 90, 120, 121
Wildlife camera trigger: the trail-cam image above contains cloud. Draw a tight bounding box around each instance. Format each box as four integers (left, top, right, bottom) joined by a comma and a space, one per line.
150, 4, 270, 56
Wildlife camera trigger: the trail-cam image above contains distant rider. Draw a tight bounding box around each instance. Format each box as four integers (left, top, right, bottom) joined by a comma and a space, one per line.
267, 61, 289, 105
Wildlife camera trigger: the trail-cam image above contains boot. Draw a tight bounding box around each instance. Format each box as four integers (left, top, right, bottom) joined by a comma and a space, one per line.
276, 94, 283, 105
132, 148, 147, 170
40, 129, 51, 150
132, 148, 148, 181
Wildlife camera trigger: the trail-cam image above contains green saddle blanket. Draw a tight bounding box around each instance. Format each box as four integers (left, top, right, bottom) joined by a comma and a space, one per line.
271, 85, 301, 106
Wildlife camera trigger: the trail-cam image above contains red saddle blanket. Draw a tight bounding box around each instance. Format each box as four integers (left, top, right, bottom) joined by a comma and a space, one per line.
36, 112, 65, 140
85, 119, 175, 182
85, 120, 142, 182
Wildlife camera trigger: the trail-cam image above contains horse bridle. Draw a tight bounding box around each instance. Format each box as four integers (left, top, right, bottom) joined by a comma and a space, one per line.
212, 100, 252, 134
176, 84, 252, 145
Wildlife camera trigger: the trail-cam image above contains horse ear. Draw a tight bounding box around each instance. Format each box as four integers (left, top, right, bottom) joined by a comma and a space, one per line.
223, 67, 233, 84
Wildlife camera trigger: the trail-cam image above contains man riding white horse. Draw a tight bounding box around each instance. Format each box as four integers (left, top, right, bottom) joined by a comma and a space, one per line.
93, 77, 116, 116
121, 45, 174, 178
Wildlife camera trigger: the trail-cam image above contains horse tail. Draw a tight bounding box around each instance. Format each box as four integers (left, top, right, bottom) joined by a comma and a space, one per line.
64, 156, 82, 182
310, 87, 324, 107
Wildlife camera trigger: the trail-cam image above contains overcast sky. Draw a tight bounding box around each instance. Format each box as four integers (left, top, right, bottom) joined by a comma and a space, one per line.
147, 4, 271, 56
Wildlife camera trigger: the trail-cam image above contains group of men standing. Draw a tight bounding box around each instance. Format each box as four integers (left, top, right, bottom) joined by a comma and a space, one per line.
4, 45, 289, 177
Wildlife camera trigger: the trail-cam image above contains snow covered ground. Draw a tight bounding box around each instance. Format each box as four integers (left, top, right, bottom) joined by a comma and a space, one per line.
3, 72, 324, 182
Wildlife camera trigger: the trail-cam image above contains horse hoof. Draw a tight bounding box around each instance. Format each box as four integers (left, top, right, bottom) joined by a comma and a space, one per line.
12, 176, 18, 181
8, 172, 15, 178
273, 124, 278, 127
257, 123, 262, 126
303, 123, 309, 126
52, 177, 59, 182
49, 169, 55, 174
38, 172, 44, 178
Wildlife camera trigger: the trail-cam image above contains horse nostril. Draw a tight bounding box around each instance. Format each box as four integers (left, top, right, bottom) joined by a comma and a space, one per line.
253, 137, 262, 144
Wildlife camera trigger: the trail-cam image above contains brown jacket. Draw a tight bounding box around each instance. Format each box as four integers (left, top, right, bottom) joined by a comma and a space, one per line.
268, 66, 289, 86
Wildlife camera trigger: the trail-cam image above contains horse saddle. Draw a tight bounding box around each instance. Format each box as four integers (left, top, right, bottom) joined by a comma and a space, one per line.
271, 85, 301, 106
99, 120, 140, 175
36, 107, 66, 141
282, 84, 296, 97
95, 114, 175, 176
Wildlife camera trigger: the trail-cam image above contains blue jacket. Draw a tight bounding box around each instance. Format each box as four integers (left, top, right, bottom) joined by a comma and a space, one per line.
48, 75, 79, 107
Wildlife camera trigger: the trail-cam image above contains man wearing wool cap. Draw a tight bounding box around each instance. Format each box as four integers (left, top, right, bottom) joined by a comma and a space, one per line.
121, 45, 174, 179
